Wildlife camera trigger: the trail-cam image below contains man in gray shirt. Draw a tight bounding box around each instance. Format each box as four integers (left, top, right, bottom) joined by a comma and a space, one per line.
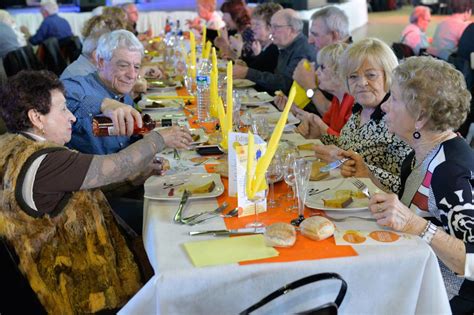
233, 9, 315, 95
0, 22, 21, 58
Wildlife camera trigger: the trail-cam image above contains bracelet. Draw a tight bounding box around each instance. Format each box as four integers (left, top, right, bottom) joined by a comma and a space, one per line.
419, 221, 437, 245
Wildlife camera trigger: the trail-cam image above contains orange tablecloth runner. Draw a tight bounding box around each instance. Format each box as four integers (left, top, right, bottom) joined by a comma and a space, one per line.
177, 86, 357, 264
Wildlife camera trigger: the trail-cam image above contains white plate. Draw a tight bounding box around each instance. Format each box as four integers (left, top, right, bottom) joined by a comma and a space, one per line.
189, 128, 209, 145
305, 178, 377, 211
144, 173, 224, 200
139, 95, 183, 111
240, 92, 273, 105
252, 111, 300, 127
233, 79, 256, 88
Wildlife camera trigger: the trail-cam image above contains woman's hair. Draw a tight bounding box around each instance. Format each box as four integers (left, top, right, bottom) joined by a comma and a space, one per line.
317, 42, 348, 77
95, 29, 144, 62
0, 70, 64, 133
409, 6, 430, 24
450, 0, 473, 14
82, 14, 128, 38
0, 9, 15, 26
393, 56, 471, 132
251, 2, 283, 26
339, 37, 398, 92
221, 0, 251, 31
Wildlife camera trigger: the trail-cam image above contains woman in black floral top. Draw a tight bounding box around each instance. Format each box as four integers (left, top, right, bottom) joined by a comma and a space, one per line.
346, 56, 474, 314
316, 38, 411, 193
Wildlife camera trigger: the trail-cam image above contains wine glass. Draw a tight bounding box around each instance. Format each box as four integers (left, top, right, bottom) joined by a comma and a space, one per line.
251, 116, 270, 141
245, 177, 267, 229
291, 158, 312, 226
283, 151, 299, 212
266, 154, 283, 208
232, 90, 241, 131
184, 74, 195, 96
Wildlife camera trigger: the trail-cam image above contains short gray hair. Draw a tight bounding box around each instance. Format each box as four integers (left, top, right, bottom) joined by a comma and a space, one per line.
311, 6, 349, 39
409, 6, 430, 24
82, 29, 108, 57
41, 1, 59, 15
280, 9, 303, 33
95, 29, 144, 62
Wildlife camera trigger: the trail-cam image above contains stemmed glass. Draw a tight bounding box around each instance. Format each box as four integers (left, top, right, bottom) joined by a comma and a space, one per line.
283, 151, 299, 212
251, 116, 270, 141
245, 176, 267, 228
266, 154, 283, 208
184, 74, 195, 96
291, 158, 312, 226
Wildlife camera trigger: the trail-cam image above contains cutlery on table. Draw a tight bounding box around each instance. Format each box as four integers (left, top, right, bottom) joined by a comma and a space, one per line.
350, 177, 371, 198
187, 204, 231, 226
189, 227, 266, 236
319, 158, 349, 173
173, 190, 191, 224
323, 215, 377, 223
221, 207, 239, 218
181, 202, 229, 224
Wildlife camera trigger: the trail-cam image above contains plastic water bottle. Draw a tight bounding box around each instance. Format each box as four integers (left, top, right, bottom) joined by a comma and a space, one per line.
196, 58, 212, 122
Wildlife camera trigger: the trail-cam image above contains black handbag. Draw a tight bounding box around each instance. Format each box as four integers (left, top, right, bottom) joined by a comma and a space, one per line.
392, 42, 415, 60
240, 272, 347, 315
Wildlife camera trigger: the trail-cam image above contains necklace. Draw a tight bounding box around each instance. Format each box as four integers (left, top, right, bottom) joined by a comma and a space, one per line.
411, 144, 441, 171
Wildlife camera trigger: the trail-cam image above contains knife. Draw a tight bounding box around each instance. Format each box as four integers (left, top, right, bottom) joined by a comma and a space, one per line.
174, 190, 191, 224
181, 202, 229, 224
189, 227, 266, 236
319, 158, 349, 173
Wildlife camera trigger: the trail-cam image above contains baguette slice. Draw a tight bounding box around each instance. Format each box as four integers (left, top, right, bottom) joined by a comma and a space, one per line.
179, 181, 216, 194
323, 196, 353, 208
310, 161, 330, 181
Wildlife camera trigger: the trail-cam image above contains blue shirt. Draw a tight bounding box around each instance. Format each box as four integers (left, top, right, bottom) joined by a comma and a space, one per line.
0, 22, 21, 58
62, 72, 135, 155
29, 14, 73, 45
60, 54, 96, 80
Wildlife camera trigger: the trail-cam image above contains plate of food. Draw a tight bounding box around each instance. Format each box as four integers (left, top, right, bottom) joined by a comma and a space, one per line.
233, 79, 256, 88
147, 79, 180, 89
144, 173, 224, 200
305, 178, 377, 211
189, 128, 209, 145
254, 111, 300, 127
138, 98, 183, 111
240, 92, 273, 106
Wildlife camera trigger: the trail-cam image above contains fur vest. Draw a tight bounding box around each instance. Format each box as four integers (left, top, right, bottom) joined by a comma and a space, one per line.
0, 134, 142, 314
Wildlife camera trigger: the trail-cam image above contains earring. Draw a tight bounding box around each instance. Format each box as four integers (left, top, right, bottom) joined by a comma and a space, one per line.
413, 129, 421, 139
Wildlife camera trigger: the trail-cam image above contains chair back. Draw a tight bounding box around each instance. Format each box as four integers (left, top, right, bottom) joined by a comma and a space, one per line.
392, 42, 415, 60
39, 37, 67, 75
59, 36, 82, 64
0, 58, 7, 87
22, 45, 44, 71
240, 273, 347, 315
3, 48, 29, 76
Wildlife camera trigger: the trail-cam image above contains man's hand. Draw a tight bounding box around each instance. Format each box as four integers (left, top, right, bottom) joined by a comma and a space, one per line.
158, 126, 193, 149
100, 98, 142, 136
293, 59, 316, 90
233, 64, 248, 79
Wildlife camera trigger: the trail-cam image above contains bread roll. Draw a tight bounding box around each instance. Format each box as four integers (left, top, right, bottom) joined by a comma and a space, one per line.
300, 216, 335, 241
264, 223, 296, 247
274, 90, 284, 96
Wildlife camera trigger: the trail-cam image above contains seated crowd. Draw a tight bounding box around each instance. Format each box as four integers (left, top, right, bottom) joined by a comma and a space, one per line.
0, 0, 473, 314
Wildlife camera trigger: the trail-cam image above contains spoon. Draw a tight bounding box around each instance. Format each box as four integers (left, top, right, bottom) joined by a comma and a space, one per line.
221, 207, 239, 218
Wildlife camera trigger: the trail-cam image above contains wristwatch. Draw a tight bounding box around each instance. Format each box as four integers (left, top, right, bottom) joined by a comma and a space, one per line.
420, 221, 438, 245
306, 87, 318, 98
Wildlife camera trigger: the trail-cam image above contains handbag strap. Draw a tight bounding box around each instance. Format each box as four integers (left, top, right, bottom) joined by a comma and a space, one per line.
240, 272, 347, 315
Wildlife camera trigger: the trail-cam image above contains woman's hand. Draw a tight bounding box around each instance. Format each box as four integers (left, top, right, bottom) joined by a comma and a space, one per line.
229, 34, 243, 57
158, 126, 193, 149
292, 59, 316, 90
273, 92, 287, 111
340, 150, 372, 178
313, 144, 343, 162
251, 40, 262, 56
369, 193, 425, 235
296, 113, 323, 139
140, 65, 165, 79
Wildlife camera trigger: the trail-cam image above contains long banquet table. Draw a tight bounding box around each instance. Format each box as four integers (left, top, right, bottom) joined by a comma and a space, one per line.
118, 86, 451, 315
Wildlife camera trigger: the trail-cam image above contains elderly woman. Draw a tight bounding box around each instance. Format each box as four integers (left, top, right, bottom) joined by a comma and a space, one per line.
344, 56, 474, 314
281, 42, 353, 137
314, 38, 412, 193
242, 2, 282, 73
0, 70, 192, 313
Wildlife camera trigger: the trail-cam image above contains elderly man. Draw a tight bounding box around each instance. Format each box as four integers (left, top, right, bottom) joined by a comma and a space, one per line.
401, 6, 431, 55
62, 29, 144, 155
291, 6, 350, 115
20, 1, 72, 45
121, 2, 151, 40
233, 8, 315, 95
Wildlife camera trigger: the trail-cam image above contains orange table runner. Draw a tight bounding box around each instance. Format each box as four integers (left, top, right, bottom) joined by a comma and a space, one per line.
177, 86, 357, 264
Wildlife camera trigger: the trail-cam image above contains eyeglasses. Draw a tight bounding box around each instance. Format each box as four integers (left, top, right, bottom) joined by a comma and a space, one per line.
270, 24, 291, 30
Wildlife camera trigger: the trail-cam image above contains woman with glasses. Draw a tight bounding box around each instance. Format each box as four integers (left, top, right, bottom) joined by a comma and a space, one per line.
313, 38, 412, 193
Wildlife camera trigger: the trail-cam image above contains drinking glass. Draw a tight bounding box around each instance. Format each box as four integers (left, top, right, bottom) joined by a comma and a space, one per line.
245, 179, 267, 228
184, 74, 195, 96
283, 151, 298, 212
291, 158, 312, 226
251, 116, 270, 141
266, 154, 283, 208
232, 90, 241, 131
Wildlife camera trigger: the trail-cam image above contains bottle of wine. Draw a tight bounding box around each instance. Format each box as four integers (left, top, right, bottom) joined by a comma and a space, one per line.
92, 114, 175, 136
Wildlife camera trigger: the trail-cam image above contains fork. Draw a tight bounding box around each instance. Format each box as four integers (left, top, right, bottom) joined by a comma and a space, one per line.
181, 202, 229, 224
323, 215, 376, 223
350, 177, 371, 198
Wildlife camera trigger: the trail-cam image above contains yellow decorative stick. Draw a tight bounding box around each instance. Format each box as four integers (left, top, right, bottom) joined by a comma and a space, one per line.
246, 131, 255, 198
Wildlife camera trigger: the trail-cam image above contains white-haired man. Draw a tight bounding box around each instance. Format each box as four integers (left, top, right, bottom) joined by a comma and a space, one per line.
233, 8, 315, 95
21, 1, 72, 45
401, 6, 431, 55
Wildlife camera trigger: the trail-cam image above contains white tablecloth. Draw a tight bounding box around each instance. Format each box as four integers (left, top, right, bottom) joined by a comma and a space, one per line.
119, 194, 451, 315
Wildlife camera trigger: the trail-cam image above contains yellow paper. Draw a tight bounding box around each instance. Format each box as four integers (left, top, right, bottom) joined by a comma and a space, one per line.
217, 97, 226, 131
203, 41, 212, 60
291, 60, 316, 108
246, 131, 255, 197
201, 24, 207, 56
225, 61, 233, 134
183, 235, 278, 267
249, 86, 296, 197
210, 68, 218, 118
189, 31, 196, 79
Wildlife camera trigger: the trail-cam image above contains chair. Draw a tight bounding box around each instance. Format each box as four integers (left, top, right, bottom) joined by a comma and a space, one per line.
0, 58, 7, 87
38, 37, 67, 76
240, 273, 347, 315
391, 42, 415, 60
59, 36, 82, 64
21, 45, 44, 71
3, 48, 30, 76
